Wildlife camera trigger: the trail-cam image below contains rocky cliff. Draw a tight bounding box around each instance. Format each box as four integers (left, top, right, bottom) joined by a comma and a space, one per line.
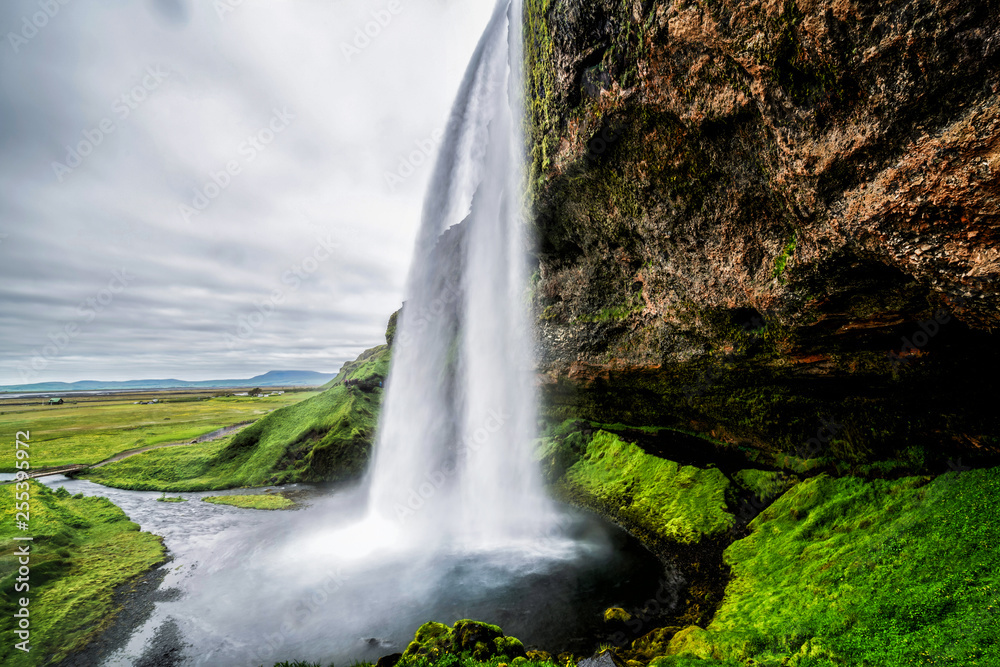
525, 0, 1000, 470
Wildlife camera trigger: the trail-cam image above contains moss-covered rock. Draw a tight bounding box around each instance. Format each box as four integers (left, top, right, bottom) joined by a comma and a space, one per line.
557, 430, 734, 545
526, 0, 1000, 473
399, 620, 532, 666
663, 626, 716, 660
603, 607, 632, 624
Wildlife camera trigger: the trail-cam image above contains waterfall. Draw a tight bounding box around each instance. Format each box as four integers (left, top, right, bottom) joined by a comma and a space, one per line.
367, 0, 554, 545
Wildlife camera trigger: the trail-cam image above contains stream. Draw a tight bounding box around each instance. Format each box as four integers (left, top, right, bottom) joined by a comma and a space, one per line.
40, 476, 676, 667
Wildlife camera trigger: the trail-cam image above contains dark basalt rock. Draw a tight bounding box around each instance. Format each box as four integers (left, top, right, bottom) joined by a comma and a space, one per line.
576, 648, 627, 667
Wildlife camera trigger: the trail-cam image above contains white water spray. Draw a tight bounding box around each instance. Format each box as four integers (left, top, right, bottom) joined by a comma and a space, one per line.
70, 9, 677, 665
367, 0, 555, 545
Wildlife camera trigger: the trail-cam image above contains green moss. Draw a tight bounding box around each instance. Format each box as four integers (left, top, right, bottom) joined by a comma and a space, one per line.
604, 607, 633, 623
575, 305, 640, 323
732, 470, 796, 503
772, 233, 796, 280
400, 620, 536, 667
523, 0, 559, 188
0, 482, 165, 665
560, 431, 734, 544
202, 494, 295, 510
155, 494, 187, 503
663, 626, 717, 660
703, 469, 1000, 665
84, 344, 392, 491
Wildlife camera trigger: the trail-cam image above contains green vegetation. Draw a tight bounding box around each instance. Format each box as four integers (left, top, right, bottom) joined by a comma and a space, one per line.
399, 619, 540, 667
714, 469, 999, 665
84, 344, 391, 491
772, 233, 796, 279
203, 494, 295, 510
731, 469, 796, 503
524, 0, 558, 188
0, 482, 165, 666
81, 438, 239, 491
156, 494, 187, 503
634, 469, 1000, 666
554, 430, 734, 545
0, 390, 319, 471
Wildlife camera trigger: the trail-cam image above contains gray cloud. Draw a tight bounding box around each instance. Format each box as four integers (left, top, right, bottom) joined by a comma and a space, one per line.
0, 0, 494, 384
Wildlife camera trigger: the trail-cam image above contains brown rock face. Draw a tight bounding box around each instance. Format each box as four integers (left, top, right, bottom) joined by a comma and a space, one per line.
524, 0, 1000, 466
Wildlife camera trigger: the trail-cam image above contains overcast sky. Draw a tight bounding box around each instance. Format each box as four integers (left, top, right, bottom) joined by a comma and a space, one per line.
0, 0, 495, 385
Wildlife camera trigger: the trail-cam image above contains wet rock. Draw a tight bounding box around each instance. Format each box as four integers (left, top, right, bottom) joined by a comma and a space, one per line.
577, 648, 627, 667
526, 0, 1000, 466
664, 625, 716, 659
603, 607, 633, 623
375, 652, 402, 667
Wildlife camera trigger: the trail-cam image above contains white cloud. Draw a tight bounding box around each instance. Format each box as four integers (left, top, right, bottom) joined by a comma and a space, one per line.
0, 0, 496, 384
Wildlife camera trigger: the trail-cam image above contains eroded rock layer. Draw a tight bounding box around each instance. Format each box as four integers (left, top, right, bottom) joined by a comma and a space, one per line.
525, 0, 1000, 467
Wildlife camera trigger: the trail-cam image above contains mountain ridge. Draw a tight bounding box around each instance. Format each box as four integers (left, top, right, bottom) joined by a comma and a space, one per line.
0, 370, 336, 394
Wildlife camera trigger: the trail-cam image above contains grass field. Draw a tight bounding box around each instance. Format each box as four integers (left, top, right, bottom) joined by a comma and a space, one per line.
202, 494, 295, 510
85, 346, 390, 491
0, 389, 320, 471
0, 482, 166, 666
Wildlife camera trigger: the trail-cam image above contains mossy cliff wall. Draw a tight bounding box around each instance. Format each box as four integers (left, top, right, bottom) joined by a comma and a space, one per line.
524, 0, 1000, 470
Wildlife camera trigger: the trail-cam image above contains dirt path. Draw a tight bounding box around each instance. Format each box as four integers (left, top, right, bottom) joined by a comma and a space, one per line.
88, 421, 253, 469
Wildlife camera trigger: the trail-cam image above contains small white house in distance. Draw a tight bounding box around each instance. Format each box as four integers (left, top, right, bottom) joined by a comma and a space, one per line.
234, 392, 249, 397
273, 391, 285, 395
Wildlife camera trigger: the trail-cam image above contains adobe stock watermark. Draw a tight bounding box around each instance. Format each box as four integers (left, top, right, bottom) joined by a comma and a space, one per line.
52, 65, 170, 183
7, 0, 71, 54
795, 415, 844, 460
191, 567, 349, 667
886, 309, 953, 368
394, 277, 461, 350
393, 407, 510, 523
682, 315, 766, 402
340, 0, 404, 61
583, 122, 625, 163
15, 269, 135, 383
384, 127, 444, 192
213, 0, 245, 21
179, 107, 294, 223
606, 578, 683, 648
223, 234, 338, 349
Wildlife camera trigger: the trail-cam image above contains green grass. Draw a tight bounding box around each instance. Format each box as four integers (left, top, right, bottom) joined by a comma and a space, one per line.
558, 430, 734, 545
0, 391, 319, 471
202, 494, 295, 510
0, 482, 165, 666
81, 439, 240, 491
732, 469, 796, 503
155, 494, 187, 503
664, 469, 1000, 666
83, 345, 391, 491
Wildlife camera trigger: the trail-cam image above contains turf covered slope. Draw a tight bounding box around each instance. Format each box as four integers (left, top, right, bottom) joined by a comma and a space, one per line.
84, 321, 394, 491
210, 338, 391, 486
0, 482, 166, 666
693, 469, 1000, 667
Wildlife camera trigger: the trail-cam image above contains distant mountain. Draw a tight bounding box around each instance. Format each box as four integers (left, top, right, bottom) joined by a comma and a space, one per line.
0, 370, 336, 394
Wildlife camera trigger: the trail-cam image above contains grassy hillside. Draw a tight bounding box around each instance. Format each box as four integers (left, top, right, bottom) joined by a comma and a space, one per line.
540, 418, 1000, 666
84, 341, 392, 491
0, 390, 319, 470
0, 482, 166, 666
689, 469, 1000, 666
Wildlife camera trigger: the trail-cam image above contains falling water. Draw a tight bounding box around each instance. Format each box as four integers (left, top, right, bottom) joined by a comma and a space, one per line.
367, 0, 554, 544
54, 6, 682, 664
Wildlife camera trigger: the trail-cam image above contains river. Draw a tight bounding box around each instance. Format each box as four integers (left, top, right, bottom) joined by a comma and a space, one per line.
40, 476, 676, 667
